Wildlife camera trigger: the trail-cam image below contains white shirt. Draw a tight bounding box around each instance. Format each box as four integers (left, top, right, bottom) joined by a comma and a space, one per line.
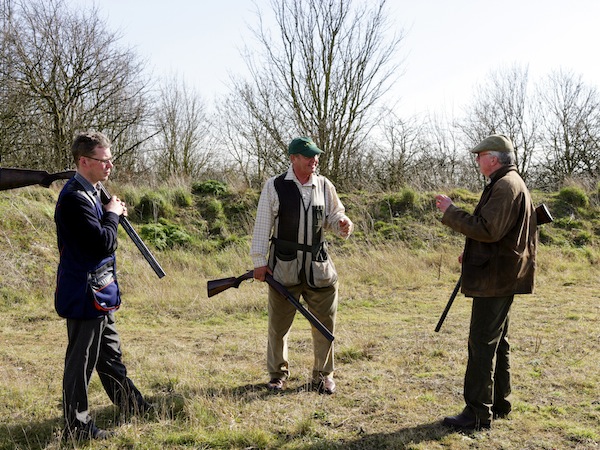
250, 166, 353, 268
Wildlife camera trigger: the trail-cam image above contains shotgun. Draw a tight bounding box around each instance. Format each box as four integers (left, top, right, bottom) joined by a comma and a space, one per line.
98, 182, 166, 279
435, 203, 554, 332
0, 167, 76, 191
207, 270, 335, 342
434, 276, 461, 332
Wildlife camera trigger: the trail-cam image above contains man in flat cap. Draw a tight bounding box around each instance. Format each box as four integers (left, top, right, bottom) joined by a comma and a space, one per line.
435, 134, 537, 430
251, 137, 353, 395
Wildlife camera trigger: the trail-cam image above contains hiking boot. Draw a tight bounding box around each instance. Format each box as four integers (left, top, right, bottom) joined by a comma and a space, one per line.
312, 377, 336, 395
266, 378, 286, 391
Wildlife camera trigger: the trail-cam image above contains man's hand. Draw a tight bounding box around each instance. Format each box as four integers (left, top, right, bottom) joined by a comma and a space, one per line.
253, 265, 270, 282
339, 218, 353, 238
435, 194, 453, 213
105, 195, 127, 217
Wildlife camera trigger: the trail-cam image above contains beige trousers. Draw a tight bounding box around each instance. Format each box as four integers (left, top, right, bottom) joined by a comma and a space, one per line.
267, 280, 337, 381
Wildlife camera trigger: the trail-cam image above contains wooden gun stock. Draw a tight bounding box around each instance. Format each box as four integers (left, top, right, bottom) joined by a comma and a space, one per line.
535, 203, 553, 225
0, 168, 75, 191
98, 182, 166, 279
207, 270, 335, 342
207, 270, 254, 297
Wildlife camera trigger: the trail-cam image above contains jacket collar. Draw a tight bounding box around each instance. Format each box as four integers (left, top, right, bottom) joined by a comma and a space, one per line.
489, 164, 517, 184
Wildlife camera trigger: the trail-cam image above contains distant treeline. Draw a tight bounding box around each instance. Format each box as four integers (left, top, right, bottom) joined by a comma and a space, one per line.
2, 0, 599, 192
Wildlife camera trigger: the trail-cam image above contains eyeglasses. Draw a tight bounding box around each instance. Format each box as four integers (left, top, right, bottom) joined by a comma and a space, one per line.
475, 152, 494, 160
85, 155, 113, 165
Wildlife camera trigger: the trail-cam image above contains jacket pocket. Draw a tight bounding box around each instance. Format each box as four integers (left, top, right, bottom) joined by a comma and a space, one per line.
463, 253, 490, 292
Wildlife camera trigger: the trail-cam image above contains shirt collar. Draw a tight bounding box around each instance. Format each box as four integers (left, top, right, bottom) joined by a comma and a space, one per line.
74, 172, 98, 196
285, 164, 316, 186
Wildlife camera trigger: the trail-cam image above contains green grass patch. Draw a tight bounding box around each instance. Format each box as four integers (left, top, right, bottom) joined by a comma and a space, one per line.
1, 185, 599, 449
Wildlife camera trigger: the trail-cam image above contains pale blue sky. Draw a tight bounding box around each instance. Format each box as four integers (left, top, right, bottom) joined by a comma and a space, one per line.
69, 0, 600, 116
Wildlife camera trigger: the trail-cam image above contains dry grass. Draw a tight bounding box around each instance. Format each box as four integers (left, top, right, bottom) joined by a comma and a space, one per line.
0, 189, 599, 449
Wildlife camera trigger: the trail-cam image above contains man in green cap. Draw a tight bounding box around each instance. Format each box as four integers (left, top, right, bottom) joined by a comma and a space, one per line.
435, 134, 537, 430
250, 137, 353, 395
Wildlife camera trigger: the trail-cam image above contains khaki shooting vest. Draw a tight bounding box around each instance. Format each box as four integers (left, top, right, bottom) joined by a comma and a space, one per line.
268, 173, 338, 288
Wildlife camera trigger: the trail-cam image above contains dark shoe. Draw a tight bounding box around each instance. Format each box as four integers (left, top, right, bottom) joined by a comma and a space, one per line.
67, 420, 113, 441
313, 377, 336, 395
493, 400, 511, 419
493, 409, 511, 420
443, 413, 491, 430
266, 378, 286, 391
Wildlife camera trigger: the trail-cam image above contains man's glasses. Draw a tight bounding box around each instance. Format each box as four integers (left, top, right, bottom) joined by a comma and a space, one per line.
86, 155, 113, 165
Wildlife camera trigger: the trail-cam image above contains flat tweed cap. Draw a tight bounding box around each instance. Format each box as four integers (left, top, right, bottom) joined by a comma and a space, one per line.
471, 134, 514, 153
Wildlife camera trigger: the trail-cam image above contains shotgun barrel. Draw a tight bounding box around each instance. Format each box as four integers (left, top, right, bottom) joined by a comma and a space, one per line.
98, 182, 166, 279
434, 276, 461, 332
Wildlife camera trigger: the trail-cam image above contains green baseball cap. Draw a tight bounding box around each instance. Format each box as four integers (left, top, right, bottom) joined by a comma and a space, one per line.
471, 134, 514, 153
288, 137, 323, 157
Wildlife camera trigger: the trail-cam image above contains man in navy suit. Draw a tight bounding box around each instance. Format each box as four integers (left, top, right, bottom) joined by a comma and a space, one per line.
54, 131, 151, 441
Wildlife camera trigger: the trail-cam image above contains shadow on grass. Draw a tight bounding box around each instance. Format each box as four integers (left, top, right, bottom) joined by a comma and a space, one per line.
213, 383, 457, 449
202, 381, 321, 399
0, 392, 177, 450
308, 421, 455, 450
0, 416, 60, 450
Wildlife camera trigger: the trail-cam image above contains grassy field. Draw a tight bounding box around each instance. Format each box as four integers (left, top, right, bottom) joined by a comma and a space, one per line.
0, 185, 599, 449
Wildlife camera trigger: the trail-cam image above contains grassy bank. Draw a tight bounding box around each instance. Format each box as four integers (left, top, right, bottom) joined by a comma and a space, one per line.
0, 183, 599, 449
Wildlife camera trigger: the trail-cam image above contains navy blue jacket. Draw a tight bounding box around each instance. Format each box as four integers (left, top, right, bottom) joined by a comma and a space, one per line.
54, 175, 120, 319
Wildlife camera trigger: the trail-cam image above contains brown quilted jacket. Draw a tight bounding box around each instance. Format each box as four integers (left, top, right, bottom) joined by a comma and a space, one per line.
442, 165, 537, 297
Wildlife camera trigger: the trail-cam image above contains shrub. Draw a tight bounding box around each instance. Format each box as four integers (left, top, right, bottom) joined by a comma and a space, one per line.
192, 180, 228, 196
172, 187, 193, 207
379, 188, 420, 218
140, 220, 193, 250
137, 191, 175, 221
558, 186, 589, 208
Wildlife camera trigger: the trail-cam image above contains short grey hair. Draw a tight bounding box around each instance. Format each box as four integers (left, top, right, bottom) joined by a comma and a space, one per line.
489, 150, 515, 166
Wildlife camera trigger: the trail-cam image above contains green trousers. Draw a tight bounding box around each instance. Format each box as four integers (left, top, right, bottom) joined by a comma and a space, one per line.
267, 280, 337, 381
463, 295, 514, 422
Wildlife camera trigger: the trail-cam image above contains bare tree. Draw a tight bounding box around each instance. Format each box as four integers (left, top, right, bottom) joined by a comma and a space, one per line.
422, 113, 479, 190
215, 83, 290, 187
537, 69, 600, 187
371, 110, 427, 189
0, 0, 150, 171
458, 64, 540, 181
234, 0, 404, 186
152, 76, 210, 179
